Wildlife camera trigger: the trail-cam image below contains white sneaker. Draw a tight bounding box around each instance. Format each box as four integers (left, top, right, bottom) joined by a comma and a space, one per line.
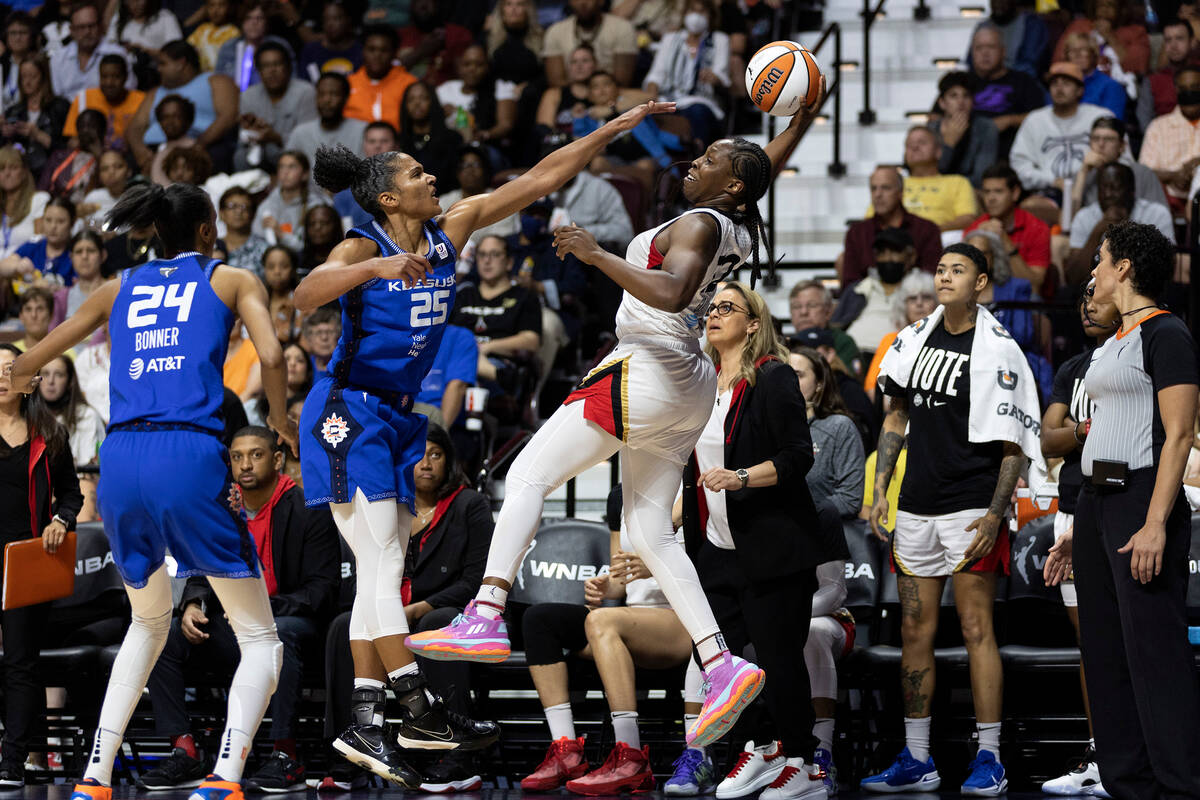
716, 741, 788, 799
1091, 781, 1111, 798
1042, 747, 1103, 796
759, 758, 827, 800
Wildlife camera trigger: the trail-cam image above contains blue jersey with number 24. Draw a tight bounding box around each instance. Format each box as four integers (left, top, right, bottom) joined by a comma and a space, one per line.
327, 219, 458, 394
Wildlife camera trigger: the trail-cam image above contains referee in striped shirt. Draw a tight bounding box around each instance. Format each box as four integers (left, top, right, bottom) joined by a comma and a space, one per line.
1046, 220, 1200, 799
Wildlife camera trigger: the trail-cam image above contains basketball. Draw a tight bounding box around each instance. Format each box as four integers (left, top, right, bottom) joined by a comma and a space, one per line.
745, 40, 822, 117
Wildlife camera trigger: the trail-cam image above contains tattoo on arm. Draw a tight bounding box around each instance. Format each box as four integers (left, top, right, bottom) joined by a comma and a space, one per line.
875, 431, 905, 488
986, 449, 1026, 520
901, 666, 931, 717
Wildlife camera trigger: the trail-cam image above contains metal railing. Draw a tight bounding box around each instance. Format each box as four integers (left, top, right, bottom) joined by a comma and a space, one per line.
859, 0, 931, 125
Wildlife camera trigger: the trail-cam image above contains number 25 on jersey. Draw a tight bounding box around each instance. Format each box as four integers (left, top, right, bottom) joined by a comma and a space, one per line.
411, 289, 450, 328
127, 282, 197, 328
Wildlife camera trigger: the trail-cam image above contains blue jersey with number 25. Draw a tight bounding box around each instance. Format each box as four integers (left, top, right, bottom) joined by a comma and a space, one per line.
326, 219, 458, 395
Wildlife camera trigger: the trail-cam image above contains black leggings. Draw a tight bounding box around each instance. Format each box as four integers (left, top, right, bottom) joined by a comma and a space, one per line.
522, 603, 590, 666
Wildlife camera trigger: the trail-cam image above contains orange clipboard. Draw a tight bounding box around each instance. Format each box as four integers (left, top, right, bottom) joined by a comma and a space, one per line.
2, 532, 76, 610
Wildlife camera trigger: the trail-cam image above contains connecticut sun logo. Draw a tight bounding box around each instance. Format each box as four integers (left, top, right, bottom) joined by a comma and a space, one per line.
322, 413, 350, 447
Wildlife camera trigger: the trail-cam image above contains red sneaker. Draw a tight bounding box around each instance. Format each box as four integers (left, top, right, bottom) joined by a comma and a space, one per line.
565, 743, 655, 796
521, 737, 588, 791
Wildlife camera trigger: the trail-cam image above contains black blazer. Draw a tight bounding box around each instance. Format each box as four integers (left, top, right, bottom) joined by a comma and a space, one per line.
683, 358, 829, 581
408, 487, 494, 611
182, 482, 340, 620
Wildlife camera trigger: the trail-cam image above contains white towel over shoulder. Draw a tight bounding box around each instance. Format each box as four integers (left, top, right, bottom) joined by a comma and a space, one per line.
876, 305, 1047, 481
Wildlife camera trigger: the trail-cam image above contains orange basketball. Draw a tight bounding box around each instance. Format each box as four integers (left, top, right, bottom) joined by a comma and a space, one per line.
745, 40, 822, 117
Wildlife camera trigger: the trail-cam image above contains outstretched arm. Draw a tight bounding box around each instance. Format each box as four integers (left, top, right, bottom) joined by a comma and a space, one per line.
9, 280, 118, 392
552, 213, 718, 313
439, 100, 677, 253
762, 74, 826, 180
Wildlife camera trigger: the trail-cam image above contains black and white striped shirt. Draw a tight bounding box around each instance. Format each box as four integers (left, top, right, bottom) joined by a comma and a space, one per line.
1082, 312, 1199, 476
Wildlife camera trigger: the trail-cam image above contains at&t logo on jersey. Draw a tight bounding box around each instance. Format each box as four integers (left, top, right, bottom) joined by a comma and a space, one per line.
128, 355, 186, 380
322, 413, 350, 447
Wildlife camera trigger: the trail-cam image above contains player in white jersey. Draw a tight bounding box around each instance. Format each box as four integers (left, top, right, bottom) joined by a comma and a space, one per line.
407, 77, 827, 750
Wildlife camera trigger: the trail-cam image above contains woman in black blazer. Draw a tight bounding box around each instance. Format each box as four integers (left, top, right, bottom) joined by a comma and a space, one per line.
680, 282, 835, 799
322, 423, 493, 793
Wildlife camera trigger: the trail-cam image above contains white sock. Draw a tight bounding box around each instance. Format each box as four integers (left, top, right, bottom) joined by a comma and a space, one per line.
213, 728, 252, 781
695, 633, 727, 669
354, 678, 387, 727
905, 717, 931, 762
83, 728, 123, 785
387, 662, 419, 683
611, 711, 640, 749
976, 722, 1001, 757
683, 714, 705, 755
473, 584, 508, 620
813, 718, 835, 753
544, 702, 575, 741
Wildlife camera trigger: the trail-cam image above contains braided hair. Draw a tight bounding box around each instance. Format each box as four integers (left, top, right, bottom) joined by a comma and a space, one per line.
724, 139, 774, 288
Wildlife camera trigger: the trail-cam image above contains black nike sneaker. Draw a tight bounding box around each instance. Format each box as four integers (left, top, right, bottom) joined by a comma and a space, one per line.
390, 672, 500, 752
332, 723, 423, 788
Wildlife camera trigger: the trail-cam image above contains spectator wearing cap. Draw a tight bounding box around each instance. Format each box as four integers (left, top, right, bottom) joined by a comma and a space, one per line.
542, 0, 638, 88
832, 228, 918, 353
928, 71, 998, 188
838, 166, 942, 288
1070, 116, 1168, 214
963, 164, 1051, 295
234, 41, 316, 172
1065, 162, 1177, 284
877, 126, 977, 232
791, 326, 878, 451
1063, 32, 1127, 120
1137, 18, 1198, 126
789, 280, 862, 377
966, 22, 1048, 159
1010, 61, 1110, 224
1139, 65, 1200, 211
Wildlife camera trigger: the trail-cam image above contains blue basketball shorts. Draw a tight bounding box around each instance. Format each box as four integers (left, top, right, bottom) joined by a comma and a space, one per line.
97, 429, 260, 589
299, 378, 428, 513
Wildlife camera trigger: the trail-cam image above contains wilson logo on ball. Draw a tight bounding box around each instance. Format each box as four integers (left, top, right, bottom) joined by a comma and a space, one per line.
745, 40, 822, 117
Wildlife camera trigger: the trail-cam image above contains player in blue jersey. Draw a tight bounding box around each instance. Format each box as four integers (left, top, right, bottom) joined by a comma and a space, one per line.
7, 183, 299, 800
292, 101, 680, 784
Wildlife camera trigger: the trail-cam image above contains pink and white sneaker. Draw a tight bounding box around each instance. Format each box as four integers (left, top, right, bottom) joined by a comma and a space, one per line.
404, 601, 511, 662
686, 653, 765, 748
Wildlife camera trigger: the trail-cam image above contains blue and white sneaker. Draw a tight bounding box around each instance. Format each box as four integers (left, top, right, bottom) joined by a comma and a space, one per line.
664, 748, 716, 796
961, 750, 1007, 796
860, 748, 941, 793
812, 748, 837, 796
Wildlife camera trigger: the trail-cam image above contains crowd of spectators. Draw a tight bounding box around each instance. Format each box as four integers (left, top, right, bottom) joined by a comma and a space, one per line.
5, 0, 1200, 791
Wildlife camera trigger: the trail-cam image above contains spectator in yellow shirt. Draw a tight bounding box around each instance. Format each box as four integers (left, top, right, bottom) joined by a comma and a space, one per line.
186, 0, 239, 72
869, 126, 979, 231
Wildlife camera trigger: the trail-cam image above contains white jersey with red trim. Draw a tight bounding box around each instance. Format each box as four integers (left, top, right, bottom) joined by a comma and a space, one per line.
614, 208, 752, 342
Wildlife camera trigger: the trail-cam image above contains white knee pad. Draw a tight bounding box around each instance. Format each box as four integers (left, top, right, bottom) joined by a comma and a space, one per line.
804, 617, 844, 700
234, 625, 283, 694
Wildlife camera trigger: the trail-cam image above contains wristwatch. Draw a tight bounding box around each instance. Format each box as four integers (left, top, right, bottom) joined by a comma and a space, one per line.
735, 468, 749, 489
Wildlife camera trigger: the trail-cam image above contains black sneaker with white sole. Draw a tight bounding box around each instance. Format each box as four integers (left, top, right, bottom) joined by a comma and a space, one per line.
390, 672, 500, 752
332, 723, 423, 788
136, 747, 207, 791
419, 752, 483, 794
0, 757, 23, 789
245, 751, 307, 794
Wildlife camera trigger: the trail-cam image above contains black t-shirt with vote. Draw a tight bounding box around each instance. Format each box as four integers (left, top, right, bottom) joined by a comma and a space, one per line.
1047, 348, 1095, 515
884, 320, 1004, 515
450, 283, 542, 344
